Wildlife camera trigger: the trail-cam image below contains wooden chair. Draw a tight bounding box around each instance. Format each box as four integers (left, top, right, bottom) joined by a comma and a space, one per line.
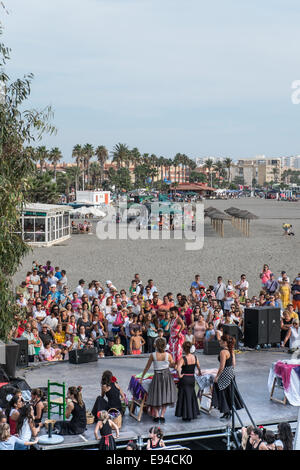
270, 376, 287, 405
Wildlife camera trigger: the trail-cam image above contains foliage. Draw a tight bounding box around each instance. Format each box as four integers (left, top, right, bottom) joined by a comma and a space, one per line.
0, 23, 55, 341
28, 172, 60, 203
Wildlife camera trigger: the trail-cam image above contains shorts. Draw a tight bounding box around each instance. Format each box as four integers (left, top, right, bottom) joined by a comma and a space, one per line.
132, 349, 141, 355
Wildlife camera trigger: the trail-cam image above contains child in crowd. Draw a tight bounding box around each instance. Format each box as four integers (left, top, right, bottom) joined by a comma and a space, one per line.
129, 330, 145, 355
146, 426, 165, 450
205, 322, 216, 341
184, 326, 195, 353
111, 336, 125, 356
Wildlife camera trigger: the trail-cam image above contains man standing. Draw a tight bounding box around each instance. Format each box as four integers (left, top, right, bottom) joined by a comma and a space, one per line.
291, 278, 300, 314
213, 276, 226, 310
235, 274, 249, 298
30, 268, 41, 294
265, 274, 279, 295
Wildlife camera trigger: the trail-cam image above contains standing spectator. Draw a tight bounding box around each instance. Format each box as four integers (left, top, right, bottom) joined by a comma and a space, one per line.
260, 264, 272, 288
30, 268, 40, 294
291, 277, 300, 314
265, 273, 279, 295
235, 275, 249, 298
21, 324, 36, 363
213, 276, 226, 310
76, 279, 85, 299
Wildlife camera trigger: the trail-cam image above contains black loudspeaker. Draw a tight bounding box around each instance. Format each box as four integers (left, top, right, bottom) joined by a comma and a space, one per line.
69, 348, 98, 364
13, 338, 28, 367
244, 308, 268, 348
267, 308, 281, 344
203, 339, 222, 355
222, 324, 243, 347
0, 366, 9, 383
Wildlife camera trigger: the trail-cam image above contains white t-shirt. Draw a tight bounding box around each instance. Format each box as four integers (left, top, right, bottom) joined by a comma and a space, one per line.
106, 313, 117, 333
76, 285, 84, 298
42, 316, 58, 331
19, 419, 32, 441
48, 276, 59, 286
30, 275, 40, 292
213, 282, 226, 300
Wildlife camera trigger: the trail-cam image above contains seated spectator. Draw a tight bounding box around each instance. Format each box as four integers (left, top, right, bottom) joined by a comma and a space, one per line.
39, 340, 62, 362
205, 322, 216, 341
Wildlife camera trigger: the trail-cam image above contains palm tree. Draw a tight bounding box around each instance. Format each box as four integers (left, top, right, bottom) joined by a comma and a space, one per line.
49, 147, 62, 181
72, 144, 84, 189
35, 145, 48, 173
95, 145, 108, 187
82, 143, 94, 187
112, 143, 129, 169
214, 161, 224, 186
204, 158, 214, 186
224, 157, 233, 184
89, 161, 101, 188
186, 157, 196, 182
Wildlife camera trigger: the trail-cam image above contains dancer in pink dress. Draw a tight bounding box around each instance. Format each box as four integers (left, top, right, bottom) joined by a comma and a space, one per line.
168, 306, 185, 363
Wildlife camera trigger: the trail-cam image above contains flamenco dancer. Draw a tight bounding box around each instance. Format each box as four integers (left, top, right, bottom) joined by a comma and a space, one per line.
168, 306, 185, 363
211, 334, 244, 420
175, 341, 201, 421
140, 338, 177, 423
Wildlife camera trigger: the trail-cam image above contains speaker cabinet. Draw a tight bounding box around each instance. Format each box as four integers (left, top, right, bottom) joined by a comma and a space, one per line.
267, 308, 281, 344
244, 308, 268, 348
222, 324, 243, 346
69, 348, 98, 364
203, 339, 222, 355
13, 338, 28, 367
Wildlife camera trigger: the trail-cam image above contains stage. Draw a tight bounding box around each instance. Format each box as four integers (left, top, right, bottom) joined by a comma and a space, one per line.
18, 349, 299, 450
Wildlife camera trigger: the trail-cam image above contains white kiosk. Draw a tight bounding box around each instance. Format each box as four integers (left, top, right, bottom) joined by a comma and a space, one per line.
20, 203, 72, 246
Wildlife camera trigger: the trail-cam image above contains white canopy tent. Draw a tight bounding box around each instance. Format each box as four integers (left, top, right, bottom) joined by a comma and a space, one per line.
70, 206, 106, 217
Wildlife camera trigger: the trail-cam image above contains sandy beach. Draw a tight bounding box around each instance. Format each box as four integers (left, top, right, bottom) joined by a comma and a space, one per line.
13, 198, 300, 297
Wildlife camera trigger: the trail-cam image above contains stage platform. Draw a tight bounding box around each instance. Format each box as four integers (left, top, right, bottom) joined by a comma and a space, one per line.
18, 349, 298, 450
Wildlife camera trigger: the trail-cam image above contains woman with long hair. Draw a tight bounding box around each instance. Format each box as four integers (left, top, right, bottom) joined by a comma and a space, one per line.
92, 370, 126, 419
7, 395, 23, 436
212, 334, 243, 420
275, 422, 294, 450
54, 386, 87, 435
140, 338, 177, 423
175, 341, 201, 421
168, 306, 185, 363
31, 388, 45, 427
16, 404, 40, 447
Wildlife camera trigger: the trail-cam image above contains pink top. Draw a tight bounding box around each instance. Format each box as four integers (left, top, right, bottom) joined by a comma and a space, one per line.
261, 269, 271, 284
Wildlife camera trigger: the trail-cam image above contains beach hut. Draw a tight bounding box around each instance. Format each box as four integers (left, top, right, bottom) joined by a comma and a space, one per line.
19, 203, 72, 246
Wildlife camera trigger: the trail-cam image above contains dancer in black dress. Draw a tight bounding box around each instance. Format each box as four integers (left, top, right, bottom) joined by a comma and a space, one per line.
212, 334, 243, 419
94, 410, 119, 450
175, 341, 201, 421
92, 370, 125, 420
54, 386, 87, 435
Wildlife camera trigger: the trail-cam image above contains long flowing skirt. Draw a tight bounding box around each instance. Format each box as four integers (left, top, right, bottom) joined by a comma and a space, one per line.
212, 378, 244, 414
168, 333, 184, 363
175, 375, 200, 420
146, 369, 177, 407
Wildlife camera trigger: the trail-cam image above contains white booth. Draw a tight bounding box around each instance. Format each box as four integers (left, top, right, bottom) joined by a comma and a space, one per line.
20, 203, 72, 246
76, 190, 110, 205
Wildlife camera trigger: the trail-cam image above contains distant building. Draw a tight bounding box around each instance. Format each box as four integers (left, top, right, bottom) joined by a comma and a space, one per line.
76, 190, 111, 205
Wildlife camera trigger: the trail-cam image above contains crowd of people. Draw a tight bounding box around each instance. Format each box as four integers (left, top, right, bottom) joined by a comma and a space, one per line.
2, 259, 298, 450
12, 261, 300, 362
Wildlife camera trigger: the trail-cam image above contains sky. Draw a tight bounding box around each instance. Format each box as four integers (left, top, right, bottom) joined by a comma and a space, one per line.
2, 0, 300, 161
